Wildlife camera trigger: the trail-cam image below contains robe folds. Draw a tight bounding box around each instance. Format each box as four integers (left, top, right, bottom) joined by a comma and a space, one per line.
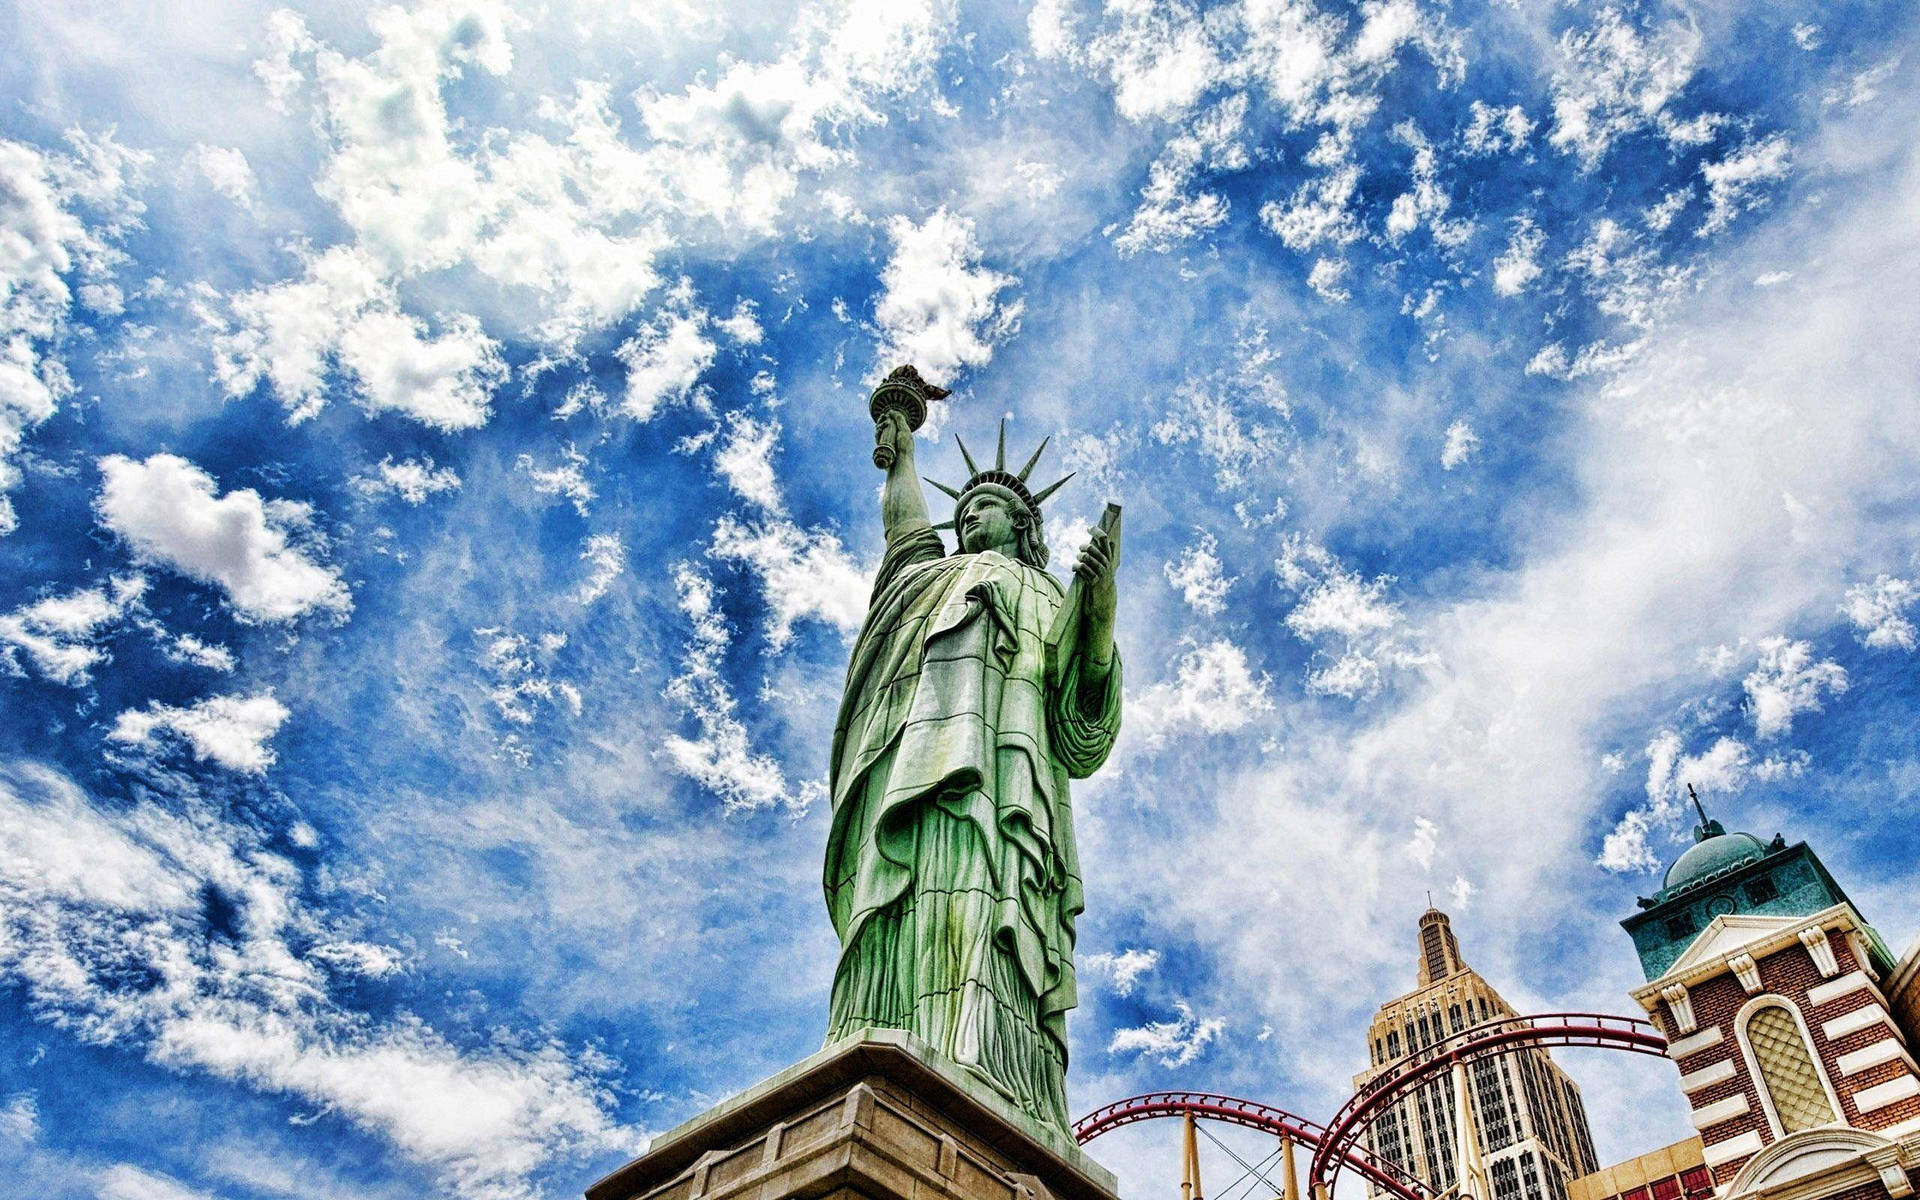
824, 520, 1121, 1130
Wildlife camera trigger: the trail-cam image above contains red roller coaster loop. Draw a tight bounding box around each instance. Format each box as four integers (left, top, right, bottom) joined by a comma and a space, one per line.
1073, 1092, 1430, 1200
1307, 1013, 1669, 1197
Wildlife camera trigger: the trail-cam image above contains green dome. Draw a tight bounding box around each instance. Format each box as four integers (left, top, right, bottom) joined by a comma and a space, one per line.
1663, 830, 1767, 893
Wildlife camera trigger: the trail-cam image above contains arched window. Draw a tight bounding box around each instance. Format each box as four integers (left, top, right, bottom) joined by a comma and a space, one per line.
1740, 1000, 1837, 1135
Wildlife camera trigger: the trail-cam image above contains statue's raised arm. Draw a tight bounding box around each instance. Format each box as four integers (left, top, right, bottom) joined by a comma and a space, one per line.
824, 366, 1122, 1134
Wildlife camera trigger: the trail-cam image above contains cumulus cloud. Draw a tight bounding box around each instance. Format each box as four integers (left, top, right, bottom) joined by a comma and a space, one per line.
208, 245, 508, 431
1129, 638, 1275, 745
0, 762, 632, 1198
1461, 101, 1534, 155
1491, 216, 1545, 297
474, 628, 581, 728
1164, 529, 1234, 616
1113, 94, 1248, 255
516, 445, 595, 516
873, 209, 1022, 385
1150, 328, 1291, 491
1441, 419, 1479, 470
1742, 636, 1845, 738
574, 533, 625, 605
0, 575, 146, 686
615, 279, 719, 420
1841, 575, 1917, 650
110, 692, 292, 775
1082, 947, 1160, 996
352, 456, 462, 505
1698, 134, 1792, 236
187, 144, 257, 209
659, 563, 820, 814
1108, 1001, 1225, 1067
0, 132, 143, 536
96, 454, 351, 624
1548, 7, 1702, 168
1276, 534, 1430, 699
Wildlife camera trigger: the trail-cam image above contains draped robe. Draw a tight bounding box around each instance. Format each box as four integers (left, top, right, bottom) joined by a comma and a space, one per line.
824, 518, 1122, 1129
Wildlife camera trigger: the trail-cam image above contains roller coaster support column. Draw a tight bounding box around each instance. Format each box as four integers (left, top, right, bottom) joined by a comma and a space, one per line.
1183, 1110, 1205, 1200
1450, 1061, 1489, 1200
1279, 1132, 1301, 1200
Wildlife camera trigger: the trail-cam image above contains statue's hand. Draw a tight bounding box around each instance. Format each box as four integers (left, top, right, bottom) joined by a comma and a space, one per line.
875, 409, 914, 470
1074, 527, 1118, 619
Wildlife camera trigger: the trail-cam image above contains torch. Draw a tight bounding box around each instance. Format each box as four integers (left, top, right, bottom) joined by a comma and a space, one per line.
868, 365, 951, 470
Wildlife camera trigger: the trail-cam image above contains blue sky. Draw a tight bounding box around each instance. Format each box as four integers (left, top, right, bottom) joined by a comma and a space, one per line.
2, 0, 1919, 1197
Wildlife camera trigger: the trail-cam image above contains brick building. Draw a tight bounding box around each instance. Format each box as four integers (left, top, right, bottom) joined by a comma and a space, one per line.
1357, 908, 1601, 1200
1581, 800, 1920, 1200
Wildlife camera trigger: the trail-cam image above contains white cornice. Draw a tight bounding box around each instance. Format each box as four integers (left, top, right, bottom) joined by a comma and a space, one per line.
1632, 905, 1870, 1004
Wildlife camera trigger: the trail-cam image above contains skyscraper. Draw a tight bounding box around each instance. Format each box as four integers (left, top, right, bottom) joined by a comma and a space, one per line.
1357, 908, 1601, 1200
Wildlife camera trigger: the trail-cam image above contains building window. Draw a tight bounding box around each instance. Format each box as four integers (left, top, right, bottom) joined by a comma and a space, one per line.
1664, 913, 1694, 941
1743, 1002, 1837, 1134
1745, 875, 1779, 905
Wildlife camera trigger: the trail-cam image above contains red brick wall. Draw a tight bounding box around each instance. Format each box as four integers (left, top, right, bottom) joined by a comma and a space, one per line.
1657, 932, 1920, 1185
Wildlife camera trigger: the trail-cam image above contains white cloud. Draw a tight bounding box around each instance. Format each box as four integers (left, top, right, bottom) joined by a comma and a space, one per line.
1080, 0, 1225, 123
516, 445, 595, 516
0, 762, 631, 1198
1441, 419, 1479, 469
208, 245, 507, 431
1129, 638, 1275, 744
1461, 101, 1534, 155
1082, 947, 1160, 997
707, 516, 870, 648
1698, 134, 1792, 236
1260, 151, 1361, 253
1108, 1001, 1225, 1067
1562, 217, 1691, 333
713, 412, 785, 514
1405, 815, 1439, 869
1841, 575, 1917, 651
353, 456, 462, 505
1491, 215, 1544, 297
0, 574, 145, 686
1383, 121, 1471, 247
96, 454, 351, 624
474, 629, 581, 728
0, 1091, 38, 1142
873, 208, 1022, 386
0, 132, 143, 536
187, 144, 257, 208
163, 633, 237, 673
95, 1165, 218, 1200
659, 563, 819, 814
1276, 534, 1430, 699
1113, 94, 1248, 256
1306, 256, 1351, 303
1743, 636, 1846, 738
1548, 7, 1701, 168
1150, 329, 1291, 490
110, 692, 292, 775
574, 533, 625, 605
1164, 529, 1234, 616
615, 279, 718, 420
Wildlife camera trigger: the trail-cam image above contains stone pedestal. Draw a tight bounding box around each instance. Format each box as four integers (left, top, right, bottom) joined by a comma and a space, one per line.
585, 1030, 1120, 1200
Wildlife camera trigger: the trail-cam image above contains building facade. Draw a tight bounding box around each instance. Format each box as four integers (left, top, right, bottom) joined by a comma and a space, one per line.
1358, 909, 1601, 1200
1592, 803, 1920, 1200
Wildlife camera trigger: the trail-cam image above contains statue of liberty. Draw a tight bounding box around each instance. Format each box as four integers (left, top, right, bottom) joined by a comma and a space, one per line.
824, 366, 1122, 1132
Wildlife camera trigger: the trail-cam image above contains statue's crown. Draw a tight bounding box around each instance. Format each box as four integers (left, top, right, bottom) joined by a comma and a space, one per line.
925, 418, 1073, 533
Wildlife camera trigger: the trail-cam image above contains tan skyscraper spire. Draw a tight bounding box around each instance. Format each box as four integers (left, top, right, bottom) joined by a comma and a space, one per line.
1357, 909, 1599, 1200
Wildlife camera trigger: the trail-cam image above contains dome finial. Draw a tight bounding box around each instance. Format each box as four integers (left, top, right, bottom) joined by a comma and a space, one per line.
1687, 783, 1725, 842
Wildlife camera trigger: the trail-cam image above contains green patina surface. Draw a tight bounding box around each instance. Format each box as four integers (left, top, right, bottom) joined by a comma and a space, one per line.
825, 390, 1121, 1135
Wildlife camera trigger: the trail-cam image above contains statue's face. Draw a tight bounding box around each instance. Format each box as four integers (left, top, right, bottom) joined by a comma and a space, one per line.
960, 494, 1019, 554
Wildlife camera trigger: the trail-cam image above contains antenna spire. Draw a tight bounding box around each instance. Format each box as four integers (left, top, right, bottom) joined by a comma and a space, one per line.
1687, 782, 1709, 827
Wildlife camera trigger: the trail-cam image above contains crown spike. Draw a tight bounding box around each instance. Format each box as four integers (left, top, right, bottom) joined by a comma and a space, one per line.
954, 434, 980, 476
996, 419, 1008, 471
1015, 436, 1051, 482
924, 477, 962, 500
1029, 473, 1075, 508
